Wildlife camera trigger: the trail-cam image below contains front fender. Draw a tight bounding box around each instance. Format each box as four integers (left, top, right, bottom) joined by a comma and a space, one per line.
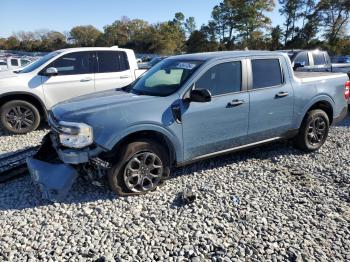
104, 122, 183, 162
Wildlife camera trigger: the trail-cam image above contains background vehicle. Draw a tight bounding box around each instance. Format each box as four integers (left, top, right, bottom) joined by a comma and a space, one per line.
284, 49, 350, 75
331, 56, 350, 64
0, 46, 146, 134
27, 51, 349, 201
0, 57, 32, 71
138, 56, 167, 69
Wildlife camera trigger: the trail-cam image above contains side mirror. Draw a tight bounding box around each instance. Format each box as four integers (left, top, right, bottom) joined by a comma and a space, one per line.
44, 67, 58, 76
189, 89, 212, 103
293, 62, 305, 70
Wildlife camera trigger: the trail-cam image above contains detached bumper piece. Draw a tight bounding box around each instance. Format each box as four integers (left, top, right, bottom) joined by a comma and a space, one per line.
27, 157, 78, 202
26, 133, 79, 202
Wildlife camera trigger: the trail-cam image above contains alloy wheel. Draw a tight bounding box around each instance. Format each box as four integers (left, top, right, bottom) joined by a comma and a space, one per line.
123, 152, 164, 193
307, 116, 326, 145
5, 105, 35, 131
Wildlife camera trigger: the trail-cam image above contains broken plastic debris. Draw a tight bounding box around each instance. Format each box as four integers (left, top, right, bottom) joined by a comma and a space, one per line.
180, 188, 197, 205
27, 157, 78, 202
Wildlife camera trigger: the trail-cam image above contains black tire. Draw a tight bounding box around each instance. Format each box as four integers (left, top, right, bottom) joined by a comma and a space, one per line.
108, 139, 170, 196
294, 109, 329, 152
0, 100, 41, 134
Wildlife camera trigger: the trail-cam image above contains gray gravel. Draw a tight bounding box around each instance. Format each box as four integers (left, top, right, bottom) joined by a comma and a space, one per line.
1, 117, 350, 261
0, 128, 48, 156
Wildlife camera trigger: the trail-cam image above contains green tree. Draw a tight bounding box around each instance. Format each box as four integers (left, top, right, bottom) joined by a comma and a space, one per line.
185, 17, 196, 36
317, 0, 350, 53
211, 2, 236, 44
270, 25, 283, 50
279, 0, 305, 46
186, 30, 211, 53
229, 0, 275, 48
41, 31, 66, 50
6, 36, 20, 50
70, 25, 102, 47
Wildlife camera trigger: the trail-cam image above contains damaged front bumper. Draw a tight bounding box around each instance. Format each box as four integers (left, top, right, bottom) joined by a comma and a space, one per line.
27, 158, 78, 202
27, 133, 108, 202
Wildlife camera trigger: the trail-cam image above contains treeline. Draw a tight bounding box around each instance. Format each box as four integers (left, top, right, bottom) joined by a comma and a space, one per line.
0, 0, 349, 55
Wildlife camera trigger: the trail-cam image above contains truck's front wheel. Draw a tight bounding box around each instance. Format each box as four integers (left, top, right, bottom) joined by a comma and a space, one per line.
294, 109, 329, 152
0, 100, 41, 134
108, 139, 170, 196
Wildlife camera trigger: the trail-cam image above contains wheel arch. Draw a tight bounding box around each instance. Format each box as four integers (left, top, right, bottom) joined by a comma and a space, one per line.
297, 96, 334, 128
305, 100, 333, 124
105, 129, 180, 166
0, 92, 47, 121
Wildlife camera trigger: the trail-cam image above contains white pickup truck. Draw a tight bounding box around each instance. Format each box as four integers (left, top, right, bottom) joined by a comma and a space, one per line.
0, 47, 146, 134
0, 57, 32, 72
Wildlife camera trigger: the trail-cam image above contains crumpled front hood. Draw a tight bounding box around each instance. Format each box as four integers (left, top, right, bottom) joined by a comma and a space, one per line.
52, 90, 155, 121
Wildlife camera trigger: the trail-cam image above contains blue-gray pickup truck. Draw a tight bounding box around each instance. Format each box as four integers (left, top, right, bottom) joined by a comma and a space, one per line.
27, 51, 350, 201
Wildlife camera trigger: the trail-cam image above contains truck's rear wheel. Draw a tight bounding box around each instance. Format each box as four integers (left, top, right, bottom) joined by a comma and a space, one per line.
294, 109, 329, 152
108, 139, 170, 196
0, 100, 41, 134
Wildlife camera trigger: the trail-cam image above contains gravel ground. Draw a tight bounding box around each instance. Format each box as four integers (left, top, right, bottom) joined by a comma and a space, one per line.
0, 117, 350, 261
0, 128, 48, 156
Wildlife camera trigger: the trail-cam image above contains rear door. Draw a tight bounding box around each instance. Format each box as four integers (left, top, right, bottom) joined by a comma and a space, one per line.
94, 51, 133, 91
41, 51, 95, 108
247, 57, 294, 142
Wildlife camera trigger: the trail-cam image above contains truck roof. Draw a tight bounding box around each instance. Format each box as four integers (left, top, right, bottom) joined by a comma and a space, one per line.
55, 46, 133, 53
171, 50, 288, 61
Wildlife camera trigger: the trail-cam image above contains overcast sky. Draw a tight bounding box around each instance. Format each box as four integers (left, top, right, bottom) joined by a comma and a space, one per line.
0, 0, 283, 38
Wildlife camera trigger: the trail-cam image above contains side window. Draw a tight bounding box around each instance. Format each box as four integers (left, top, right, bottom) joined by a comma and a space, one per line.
313, 53, 326, 65
11, 59, 19, 66
294, 52, 309, 66
196, 62, 242, 96
97, 51, 130, 73
20, 59, 31, 67
48, 52, 93, 75
251, 59, 283, 89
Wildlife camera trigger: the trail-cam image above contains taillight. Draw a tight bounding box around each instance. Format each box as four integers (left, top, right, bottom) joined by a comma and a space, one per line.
345, 81, 350, 100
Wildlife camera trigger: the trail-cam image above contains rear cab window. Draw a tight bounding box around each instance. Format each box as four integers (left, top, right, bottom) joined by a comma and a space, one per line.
294, 52, 309, 66
251, 59, 283, 89
97, 51, 130, 73
312, 52, 326, 66
196, 61, 242, 96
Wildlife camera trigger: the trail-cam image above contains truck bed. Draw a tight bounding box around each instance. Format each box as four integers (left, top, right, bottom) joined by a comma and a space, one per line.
294, 71, 348, 82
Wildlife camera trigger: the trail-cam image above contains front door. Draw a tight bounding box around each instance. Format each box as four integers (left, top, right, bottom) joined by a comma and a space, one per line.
42, 51, 95, 108
181, 60, 250, 160
248, 58, 294, 142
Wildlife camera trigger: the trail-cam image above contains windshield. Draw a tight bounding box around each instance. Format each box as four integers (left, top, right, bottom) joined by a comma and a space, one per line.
18, 51, 62, 73
129, 59, 203, 96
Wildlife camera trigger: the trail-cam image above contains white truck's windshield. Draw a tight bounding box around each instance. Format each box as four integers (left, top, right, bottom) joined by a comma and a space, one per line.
18, 51, 62, 73
130, 59, 203, 96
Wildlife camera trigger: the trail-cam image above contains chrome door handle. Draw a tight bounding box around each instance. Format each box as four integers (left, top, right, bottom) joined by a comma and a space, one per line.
120, 75, 130, 79
80, 77, 92, 82
227, 99, 244, 108
275, 91, 289, 98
